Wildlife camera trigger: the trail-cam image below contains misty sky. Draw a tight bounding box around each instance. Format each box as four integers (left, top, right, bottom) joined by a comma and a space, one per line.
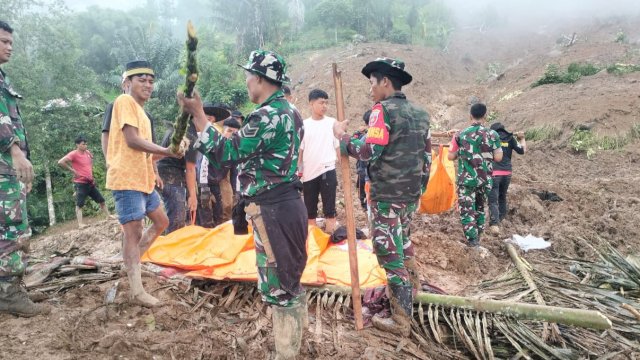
58, 0, 640, 24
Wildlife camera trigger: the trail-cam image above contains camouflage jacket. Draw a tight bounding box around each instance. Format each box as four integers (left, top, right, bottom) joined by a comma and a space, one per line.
453, 123, 501, 189
340, 92, 431, 203
195, 89, 304, 197
0, 69, 29, 176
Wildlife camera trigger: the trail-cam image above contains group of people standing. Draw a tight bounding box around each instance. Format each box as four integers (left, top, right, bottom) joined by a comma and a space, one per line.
0, 17, 526, 359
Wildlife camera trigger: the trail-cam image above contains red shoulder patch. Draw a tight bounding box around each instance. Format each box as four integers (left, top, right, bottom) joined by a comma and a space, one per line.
365, 103, 389, 146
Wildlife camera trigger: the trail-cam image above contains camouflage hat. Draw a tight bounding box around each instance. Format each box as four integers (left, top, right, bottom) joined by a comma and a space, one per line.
239, 50, 290, 84
361, 57, 412, 85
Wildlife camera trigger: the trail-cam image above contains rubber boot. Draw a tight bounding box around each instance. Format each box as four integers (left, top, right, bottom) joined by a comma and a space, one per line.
0, 278, 50, 317
272, 303, 304, 360
404, 258, 422, 292
372, 284, 413, 337
127, 262, 160, 308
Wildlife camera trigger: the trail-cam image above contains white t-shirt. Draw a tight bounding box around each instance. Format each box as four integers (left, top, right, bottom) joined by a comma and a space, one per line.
300, 116, 339, 182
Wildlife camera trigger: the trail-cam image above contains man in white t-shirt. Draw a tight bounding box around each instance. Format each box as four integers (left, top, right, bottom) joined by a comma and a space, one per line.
298, 89, 339, 233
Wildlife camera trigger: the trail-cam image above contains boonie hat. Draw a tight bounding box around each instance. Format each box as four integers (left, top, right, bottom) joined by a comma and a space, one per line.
361, 57, 412, 86
239, 50, 290, 84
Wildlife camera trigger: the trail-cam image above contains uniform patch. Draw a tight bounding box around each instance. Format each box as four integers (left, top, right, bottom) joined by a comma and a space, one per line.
365, 104, 389, 146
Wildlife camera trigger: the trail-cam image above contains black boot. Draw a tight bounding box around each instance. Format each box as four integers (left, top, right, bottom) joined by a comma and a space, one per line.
372, 283, 413, 337
0, 278, 50, 317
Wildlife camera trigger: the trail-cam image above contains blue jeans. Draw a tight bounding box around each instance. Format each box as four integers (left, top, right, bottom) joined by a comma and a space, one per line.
112, 190, 161, 225
160, 183, 187, 234
488, 175, 511, 225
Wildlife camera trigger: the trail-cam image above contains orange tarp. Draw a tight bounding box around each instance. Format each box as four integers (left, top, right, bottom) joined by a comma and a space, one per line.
142, 223, 387, 288
419, 146, 457, 214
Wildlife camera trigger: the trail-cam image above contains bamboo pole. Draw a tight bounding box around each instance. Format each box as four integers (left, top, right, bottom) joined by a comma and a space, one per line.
170, 21, 199, 154
332, 62, 363, 331
506, 243, 562, 342
313, 284, 612, 330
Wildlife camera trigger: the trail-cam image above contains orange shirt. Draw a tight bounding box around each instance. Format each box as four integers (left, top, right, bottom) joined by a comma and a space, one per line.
106, 94, 155, 193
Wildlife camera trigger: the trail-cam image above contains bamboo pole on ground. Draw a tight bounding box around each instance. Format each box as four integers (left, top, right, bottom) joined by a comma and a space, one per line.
314, 284, 612, 330
170, 21, 199, 154
332, 62, 363, 331
506, 243, 563, 342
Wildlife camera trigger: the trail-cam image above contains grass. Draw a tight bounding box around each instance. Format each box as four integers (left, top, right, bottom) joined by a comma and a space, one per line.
532, 62, 601, 87
569, 124, 640, 159
606, 63, 640, 75
524, 125, 562, 142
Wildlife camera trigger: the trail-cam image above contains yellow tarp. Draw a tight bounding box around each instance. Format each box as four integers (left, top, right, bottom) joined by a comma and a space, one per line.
142, 223, 387, 288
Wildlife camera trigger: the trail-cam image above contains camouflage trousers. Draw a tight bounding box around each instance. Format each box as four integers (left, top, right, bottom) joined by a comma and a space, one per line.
370, 200, 417, 286
245, 198, 307, 308
457, 185, 488, 244
0, 175, 31, 278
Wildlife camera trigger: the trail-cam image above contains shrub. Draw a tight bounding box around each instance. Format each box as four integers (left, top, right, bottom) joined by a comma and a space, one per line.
532, 62, 601, 87
389, 28, 411, 44
525, 126, 562, 142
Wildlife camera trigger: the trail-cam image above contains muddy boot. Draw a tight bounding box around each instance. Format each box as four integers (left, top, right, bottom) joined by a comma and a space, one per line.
404, 258, 422, 292
372, 284, 413, 337
0, 278, 50, 317
127, 263, 160, 308
272, 303, 304, 360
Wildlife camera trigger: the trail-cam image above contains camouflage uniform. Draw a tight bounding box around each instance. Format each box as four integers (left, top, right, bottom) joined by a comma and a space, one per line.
195, 50, 307, 307
340, 89, 431, 286
0, 69, 31, 279
452, 124, 501, 244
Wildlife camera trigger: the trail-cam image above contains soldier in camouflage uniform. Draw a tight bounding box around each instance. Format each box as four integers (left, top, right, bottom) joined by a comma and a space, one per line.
179, 50, 307, 359
333, 58, 432, 337
0, 20, 49, 317
448, 103, 502, 252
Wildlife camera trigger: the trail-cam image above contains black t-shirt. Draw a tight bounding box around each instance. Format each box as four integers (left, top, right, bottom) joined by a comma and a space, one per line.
493, 130, 524, 172
156, 124, 199, 183
102, 102, 156, 143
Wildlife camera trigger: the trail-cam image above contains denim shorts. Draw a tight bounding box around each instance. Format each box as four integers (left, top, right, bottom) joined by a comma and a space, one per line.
112, 190, 162, 225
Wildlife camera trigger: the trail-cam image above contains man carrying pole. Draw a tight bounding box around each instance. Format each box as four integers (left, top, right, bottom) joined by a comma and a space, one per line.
178, 50, 307, 359
333, 58, 432, 336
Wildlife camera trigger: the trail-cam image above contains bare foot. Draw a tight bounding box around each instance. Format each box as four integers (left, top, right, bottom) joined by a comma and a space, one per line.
129, 292, 160, 308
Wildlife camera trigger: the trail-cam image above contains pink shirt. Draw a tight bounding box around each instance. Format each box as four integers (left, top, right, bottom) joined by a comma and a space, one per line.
66, 150, 94, 184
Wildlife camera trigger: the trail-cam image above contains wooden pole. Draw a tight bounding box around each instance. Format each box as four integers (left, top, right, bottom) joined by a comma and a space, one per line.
332, 62, 363, 330
314, 284, 612, 330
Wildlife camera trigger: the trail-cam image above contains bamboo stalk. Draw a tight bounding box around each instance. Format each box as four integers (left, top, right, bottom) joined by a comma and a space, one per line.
312, 284, 612, 330
170, 21, 199, 154
506, 243, 562, 342
332, 62, 363, 331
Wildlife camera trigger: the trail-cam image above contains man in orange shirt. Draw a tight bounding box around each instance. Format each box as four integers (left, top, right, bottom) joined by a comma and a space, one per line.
106, 60, 180, 307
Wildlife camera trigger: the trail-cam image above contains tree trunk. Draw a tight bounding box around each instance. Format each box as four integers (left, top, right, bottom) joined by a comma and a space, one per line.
45, 165, 56, 226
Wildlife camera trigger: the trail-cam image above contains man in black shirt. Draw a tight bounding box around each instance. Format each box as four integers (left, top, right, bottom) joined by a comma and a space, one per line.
488, 122, 526, 234
156, 123, 199, 233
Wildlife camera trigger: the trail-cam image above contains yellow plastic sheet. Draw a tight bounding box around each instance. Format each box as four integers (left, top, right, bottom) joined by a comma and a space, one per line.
142, 222, 387, 288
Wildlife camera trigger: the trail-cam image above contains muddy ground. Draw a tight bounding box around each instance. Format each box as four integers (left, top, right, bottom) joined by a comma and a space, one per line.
2, 14, 640, 360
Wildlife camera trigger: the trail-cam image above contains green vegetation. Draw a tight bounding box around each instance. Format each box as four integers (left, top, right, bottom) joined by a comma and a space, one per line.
487, 111, 499, 123
615, 30, 628, 44
532, 63, 601, 87
524, 126, 562, 142
606, 63, 640, 75
569, 125, 640, 159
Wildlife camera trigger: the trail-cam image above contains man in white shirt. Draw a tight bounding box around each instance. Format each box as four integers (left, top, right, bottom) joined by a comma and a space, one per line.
298, 89, 339, 233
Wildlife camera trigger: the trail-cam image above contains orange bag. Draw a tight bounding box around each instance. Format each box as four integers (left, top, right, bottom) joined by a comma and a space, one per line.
419, 145, 457, 214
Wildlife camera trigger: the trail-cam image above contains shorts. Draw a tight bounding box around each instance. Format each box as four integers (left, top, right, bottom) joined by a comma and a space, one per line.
112, 190, 161, 225
75, 182, 105, 207
302, 169, 337, 219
